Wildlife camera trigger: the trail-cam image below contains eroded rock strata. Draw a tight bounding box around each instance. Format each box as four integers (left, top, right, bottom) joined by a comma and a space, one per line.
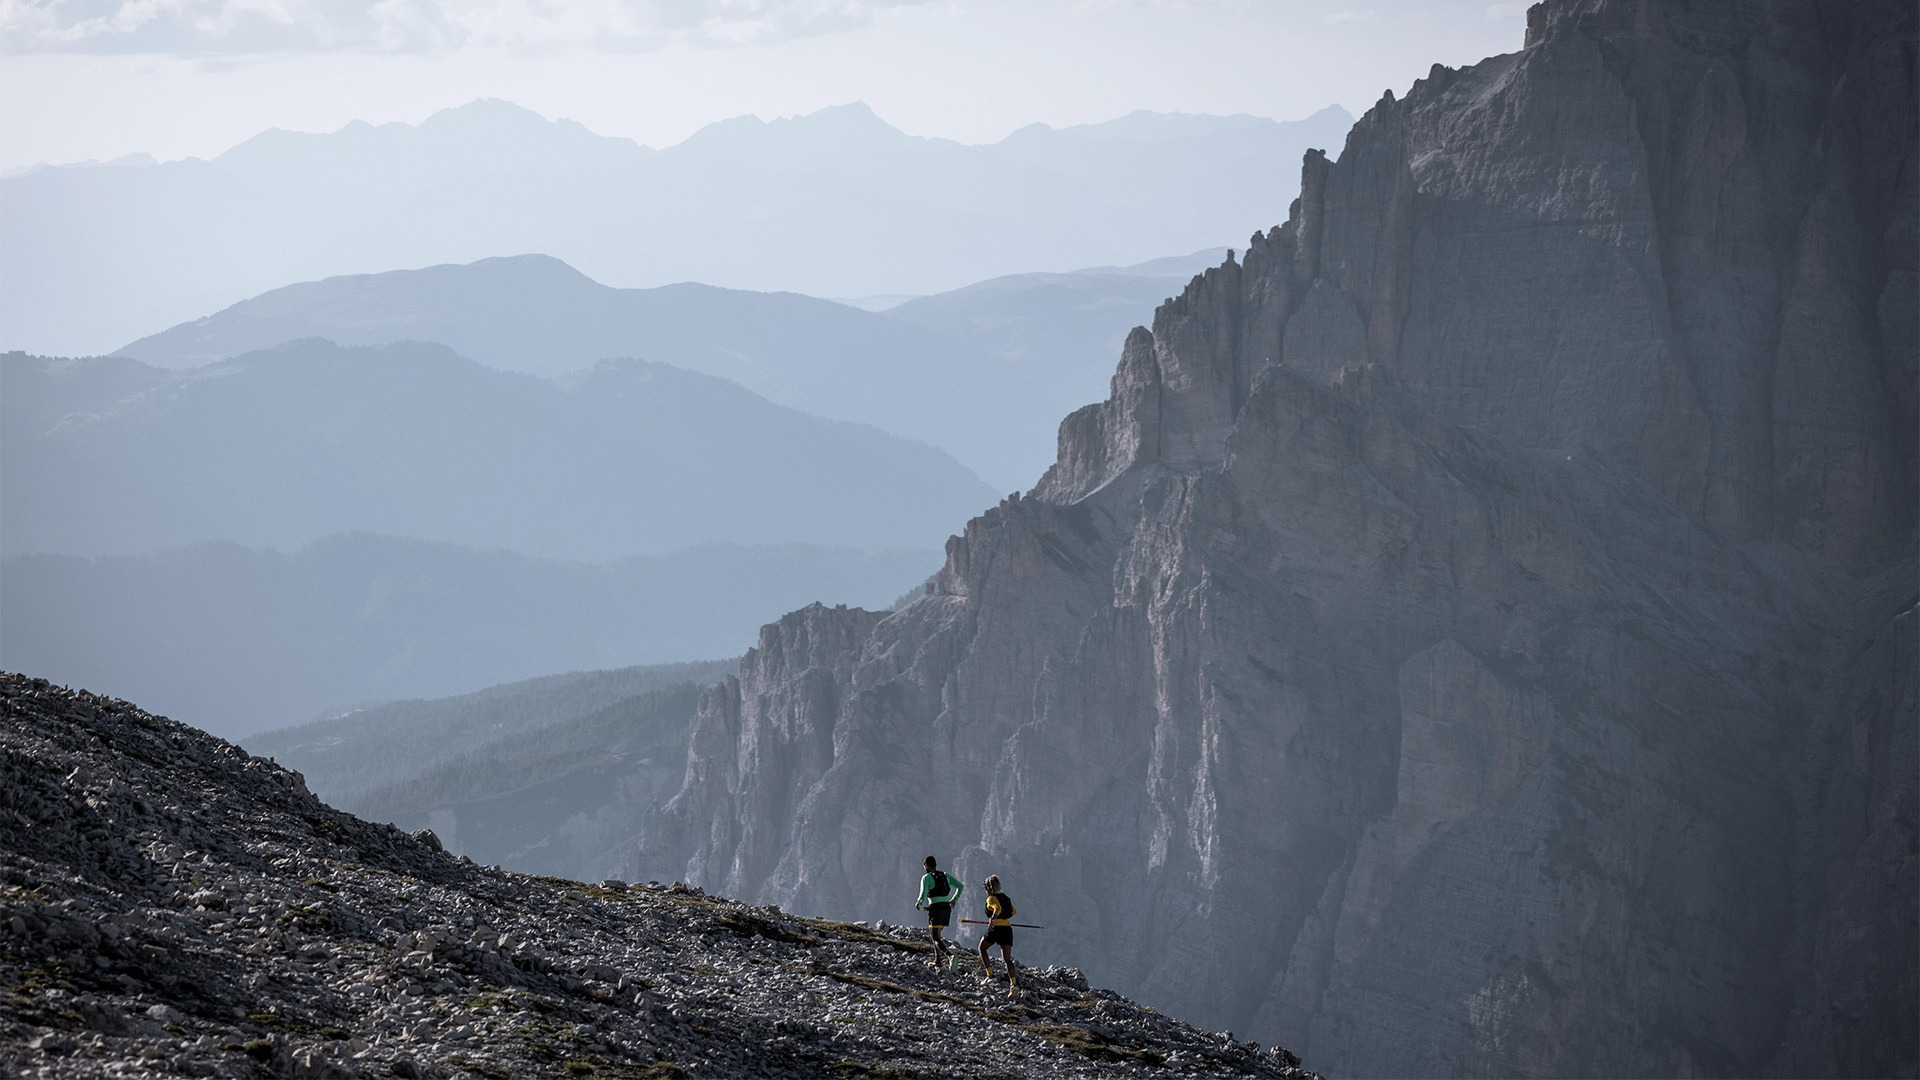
646, 0, 1919, 1075
0, 675, 1313, 1078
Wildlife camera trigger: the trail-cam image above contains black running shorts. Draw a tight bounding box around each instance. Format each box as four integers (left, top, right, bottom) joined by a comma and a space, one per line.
983, 924, 1013, 948
927, 902, 951, 928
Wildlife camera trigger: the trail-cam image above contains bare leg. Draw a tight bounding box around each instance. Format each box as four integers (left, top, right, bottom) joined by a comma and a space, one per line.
1000, 944, 1017, 993
978, 937, 994, 976
928, 926, 946, 965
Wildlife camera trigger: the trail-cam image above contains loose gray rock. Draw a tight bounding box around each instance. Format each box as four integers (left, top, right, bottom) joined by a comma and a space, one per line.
0, 674, 1312, 1078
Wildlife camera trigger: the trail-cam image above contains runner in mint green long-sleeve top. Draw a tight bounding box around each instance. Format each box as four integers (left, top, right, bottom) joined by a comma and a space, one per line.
914, 856, 964, 968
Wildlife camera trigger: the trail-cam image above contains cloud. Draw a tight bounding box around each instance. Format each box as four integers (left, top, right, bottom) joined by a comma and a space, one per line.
1483, 2, 1528, 17
1320, 8, 1377, 23
0, 0, 932, 55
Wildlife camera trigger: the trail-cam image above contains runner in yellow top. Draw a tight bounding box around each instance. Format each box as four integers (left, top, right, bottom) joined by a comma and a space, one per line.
976, 874, 1018, 996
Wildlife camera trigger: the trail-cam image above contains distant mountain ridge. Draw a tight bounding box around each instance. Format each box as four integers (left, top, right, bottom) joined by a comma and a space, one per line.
4, 339, 970, 736
114, 251, 1223, 487
4, 341, 992, 560
0, 99, 1353, 356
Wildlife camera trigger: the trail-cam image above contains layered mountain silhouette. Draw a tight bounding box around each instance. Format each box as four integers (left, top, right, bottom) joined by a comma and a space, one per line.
3, 341, 991, 560
115, 251, 1221, 487
2, 341, 977, 733
2, 99, 1353, 357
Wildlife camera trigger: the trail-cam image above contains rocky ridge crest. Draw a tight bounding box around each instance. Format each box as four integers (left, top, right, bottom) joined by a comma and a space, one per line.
0, 673, 1312, 1078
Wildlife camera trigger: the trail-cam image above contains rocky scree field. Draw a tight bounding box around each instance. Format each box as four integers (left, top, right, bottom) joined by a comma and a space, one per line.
0, 673, 1314, 1079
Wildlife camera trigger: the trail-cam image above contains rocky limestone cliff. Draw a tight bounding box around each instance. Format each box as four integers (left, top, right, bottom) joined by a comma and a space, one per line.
645, 1, 1917, 1076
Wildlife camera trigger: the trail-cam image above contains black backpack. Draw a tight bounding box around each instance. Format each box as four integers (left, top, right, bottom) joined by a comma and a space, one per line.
929, 870, 951, 901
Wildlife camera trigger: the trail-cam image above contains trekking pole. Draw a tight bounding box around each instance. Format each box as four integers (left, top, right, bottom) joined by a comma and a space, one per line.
960, 919, 1045, 929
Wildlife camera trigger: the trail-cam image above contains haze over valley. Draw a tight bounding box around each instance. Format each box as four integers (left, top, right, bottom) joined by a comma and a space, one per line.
3, 337, 982, 734
3, 231, 1248, 734
1, 537, 923, 738
4, 147, 1264, 736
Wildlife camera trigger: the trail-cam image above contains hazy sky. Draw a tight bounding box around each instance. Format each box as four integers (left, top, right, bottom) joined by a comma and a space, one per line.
2, 1, 1530, 172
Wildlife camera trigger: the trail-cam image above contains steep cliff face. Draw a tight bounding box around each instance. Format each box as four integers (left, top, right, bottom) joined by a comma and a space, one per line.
647, 1, 1918, 1075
